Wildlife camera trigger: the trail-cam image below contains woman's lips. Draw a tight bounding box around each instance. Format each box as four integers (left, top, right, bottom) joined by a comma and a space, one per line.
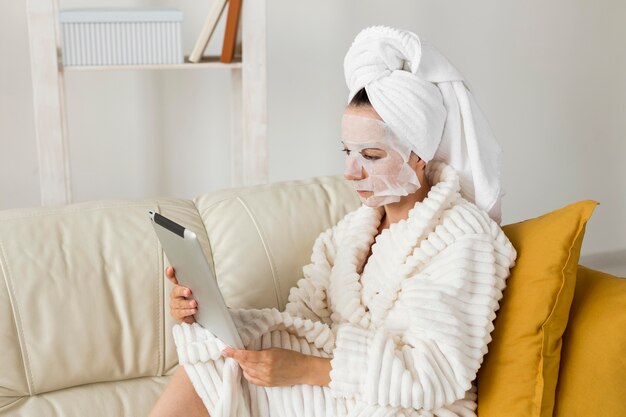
357, 190, 372, 195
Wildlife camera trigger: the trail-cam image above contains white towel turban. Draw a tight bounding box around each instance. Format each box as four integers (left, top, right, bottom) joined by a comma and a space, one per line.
344, 25, 505, 225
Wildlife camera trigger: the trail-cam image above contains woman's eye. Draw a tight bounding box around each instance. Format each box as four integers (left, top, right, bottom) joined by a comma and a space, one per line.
363, 154, 381, 160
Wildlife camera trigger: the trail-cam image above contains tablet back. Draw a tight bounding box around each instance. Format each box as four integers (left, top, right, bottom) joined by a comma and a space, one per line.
149, 211, 244, 349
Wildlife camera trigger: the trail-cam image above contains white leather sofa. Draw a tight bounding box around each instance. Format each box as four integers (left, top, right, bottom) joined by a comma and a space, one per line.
0, 175, 360, 417
3, 174, 624, 417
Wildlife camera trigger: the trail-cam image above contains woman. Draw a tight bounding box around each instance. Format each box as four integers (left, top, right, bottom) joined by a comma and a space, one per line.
149, 25, 517, 417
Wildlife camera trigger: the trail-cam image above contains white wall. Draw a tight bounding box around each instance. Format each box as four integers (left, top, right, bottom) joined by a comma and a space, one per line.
1, 0, 625, 273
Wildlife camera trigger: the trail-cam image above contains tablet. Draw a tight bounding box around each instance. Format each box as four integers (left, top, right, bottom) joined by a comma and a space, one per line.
148, 211, 244, 349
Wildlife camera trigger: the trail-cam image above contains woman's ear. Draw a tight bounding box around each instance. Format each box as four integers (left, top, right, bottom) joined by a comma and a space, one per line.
409, 151, 424, 171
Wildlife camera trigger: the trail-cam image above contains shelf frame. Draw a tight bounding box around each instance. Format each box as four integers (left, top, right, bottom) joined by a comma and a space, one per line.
25, 0, 267, 206
62, 56, 243, 71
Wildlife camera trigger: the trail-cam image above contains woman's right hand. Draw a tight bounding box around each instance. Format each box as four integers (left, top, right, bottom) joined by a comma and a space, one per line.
166, 266, 197, 324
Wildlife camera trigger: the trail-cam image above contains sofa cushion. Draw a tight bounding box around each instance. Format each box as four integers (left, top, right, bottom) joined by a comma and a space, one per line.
553, 264, 626, 417
476, 200, 598, 417
0, 199, 191, 403
0, 375, 170, 416
192, 175, 360, 311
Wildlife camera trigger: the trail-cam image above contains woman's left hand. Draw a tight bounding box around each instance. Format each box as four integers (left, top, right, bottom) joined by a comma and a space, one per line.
221, 346, 318, 387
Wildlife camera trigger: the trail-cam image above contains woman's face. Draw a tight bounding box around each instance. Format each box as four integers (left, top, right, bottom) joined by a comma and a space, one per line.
341, 105, 424, 207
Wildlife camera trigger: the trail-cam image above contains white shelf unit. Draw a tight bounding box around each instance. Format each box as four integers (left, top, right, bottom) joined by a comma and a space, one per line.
26, 0, 267, 206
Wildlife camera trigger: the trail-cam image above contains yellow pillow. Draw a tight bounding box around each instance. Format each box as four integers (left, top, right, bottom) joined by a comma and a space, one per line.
476, 199, 599, 417
553, 265, 626, 417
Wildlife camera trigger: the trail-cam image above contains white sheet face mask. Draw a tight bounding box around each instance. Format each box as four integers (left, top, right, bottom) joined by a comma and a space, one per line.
341, 114, 422, 207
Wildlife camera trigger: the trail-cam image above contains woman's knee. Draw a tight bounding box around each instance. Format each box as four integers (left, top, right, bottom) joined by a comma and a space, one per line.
148, 365, 210, 417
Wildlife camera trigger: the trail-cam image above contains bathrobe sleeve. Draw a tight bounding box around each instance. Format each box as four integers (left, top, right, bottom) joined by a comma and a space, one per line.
283, 227, 335, 326
328, 231, 517, 411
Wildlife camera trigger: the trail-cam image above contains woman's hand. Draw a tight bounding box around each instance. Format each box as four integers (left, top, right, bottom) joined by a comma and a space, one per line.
221, 347, 332, 387
166, 266, 197, 324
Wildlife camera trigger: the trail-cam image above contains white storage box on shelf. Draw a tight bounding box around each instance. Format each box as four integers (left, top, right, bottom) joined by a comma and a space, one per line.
59, 8, 184, 66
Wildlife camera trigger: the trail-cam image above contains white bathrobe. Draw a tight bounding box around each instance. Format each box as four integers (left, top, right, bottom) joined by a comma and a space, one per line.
172, 160, 518, 417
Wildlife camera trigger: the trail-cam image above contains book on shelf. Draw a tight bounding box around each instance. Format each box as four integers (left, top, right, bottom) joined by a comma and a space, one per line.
220, 0, 243, 63
188, 0, 229, 63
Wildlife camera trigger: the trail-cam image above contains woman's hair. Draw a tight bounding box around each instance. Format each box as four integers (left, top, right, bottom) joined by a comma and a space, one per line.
349, 87, 371, 107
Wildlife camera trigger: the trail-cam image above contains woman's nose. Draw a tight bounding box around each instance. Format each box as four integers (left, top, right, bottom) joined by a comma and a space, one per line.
344, 156, 366, 180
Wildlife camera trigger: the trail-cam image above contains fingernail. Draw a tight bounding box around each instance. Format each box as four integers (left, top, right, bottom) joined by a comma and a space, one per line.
185, 289, 190, 296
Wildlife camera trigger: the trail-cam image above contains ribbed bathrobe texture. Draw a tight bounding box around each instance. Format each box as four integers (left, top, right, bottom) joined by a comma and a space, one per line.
172, 160, 518, 417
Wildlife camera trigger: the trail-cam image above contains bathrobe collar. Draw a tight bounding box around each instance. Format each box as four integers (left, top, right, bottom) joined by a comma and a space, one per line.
328, 160, 462, 330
